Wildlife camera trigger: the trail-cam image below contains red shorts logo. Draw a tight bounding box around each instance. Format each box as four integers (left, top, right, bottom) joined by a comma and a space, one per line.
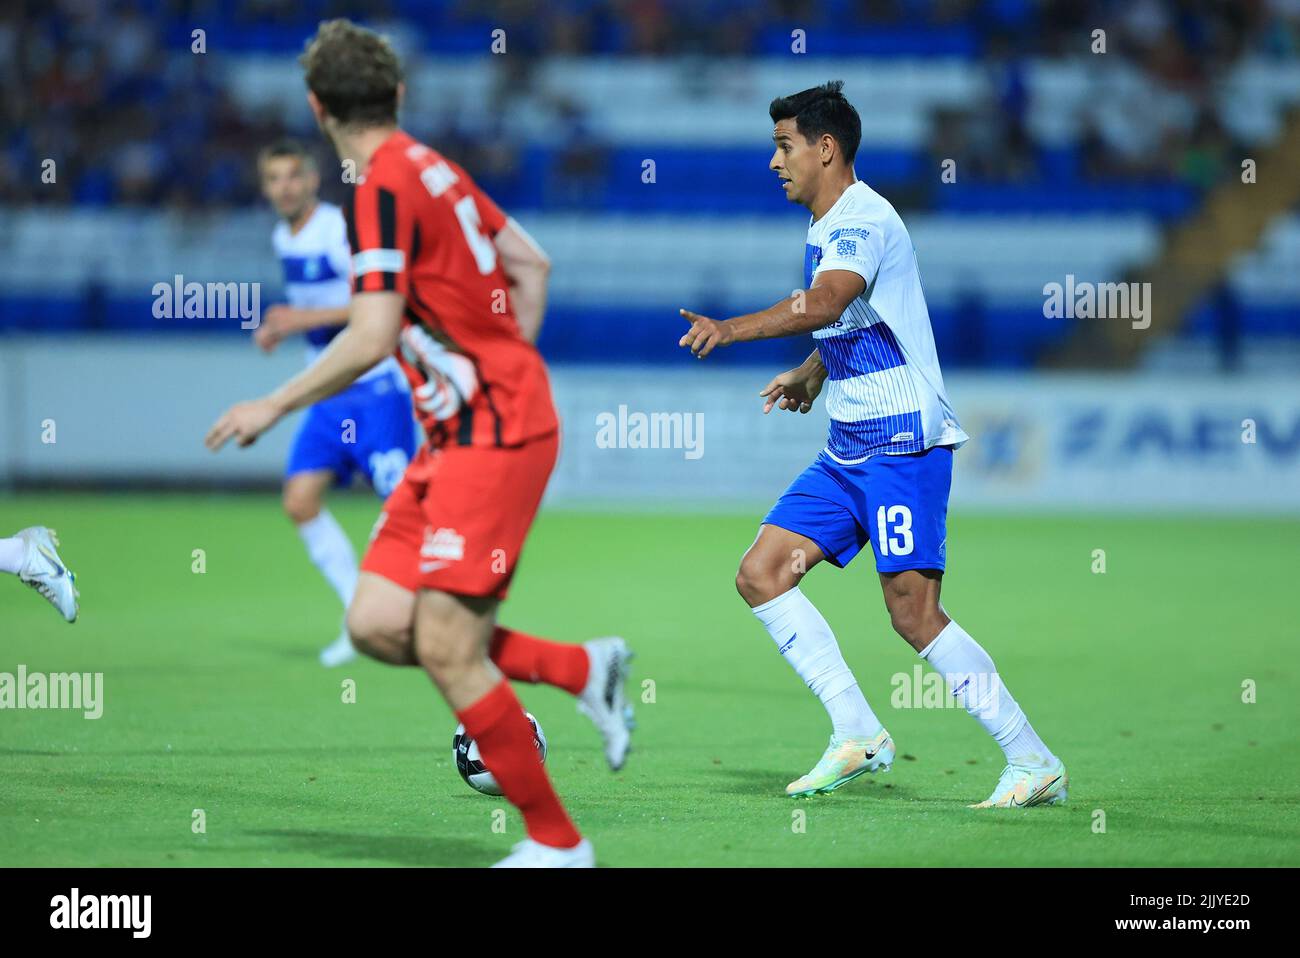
420, 527, 465, 572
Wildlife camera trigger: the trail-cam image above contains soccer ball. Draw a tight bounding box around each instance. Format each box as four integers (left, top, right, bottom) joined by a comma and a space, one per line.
452, 711, 548, 795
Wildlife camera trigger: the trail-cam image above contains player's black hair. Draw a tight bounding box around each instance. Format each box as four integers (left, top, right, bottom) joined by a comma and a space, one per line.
257, 138, 316, 170
769, 80, 861, 165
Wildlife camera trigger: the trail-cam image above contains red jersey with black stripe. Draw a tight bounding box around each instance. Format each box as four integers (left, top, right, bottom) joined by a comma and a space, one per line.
347, 130, 558, 451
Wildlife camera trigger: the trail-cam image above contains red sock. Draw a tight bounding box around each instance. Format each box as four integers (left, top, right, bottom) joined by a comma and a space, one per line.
489, 627, 590, 695
457, 680, 582, 849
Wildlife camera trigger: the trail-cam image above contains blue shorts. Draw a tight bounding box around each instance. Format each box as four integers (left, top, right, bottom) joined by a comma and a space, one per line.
763, 445, 953, 573
285, 369, 419, 498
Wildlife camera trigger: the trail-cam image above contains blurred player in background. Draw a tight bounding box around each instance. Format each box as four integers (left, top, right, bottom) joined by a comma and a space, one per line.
207, 20, 632, 867
0, 526, 77, 623
257, 139, 418, 667
679, 82, 1066, 809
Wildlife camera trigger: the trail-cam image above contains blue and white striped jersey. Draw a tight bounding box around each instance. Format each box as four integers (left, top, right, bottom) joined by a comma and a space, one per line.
805, 181, 967, 464
272, 202, 398, 382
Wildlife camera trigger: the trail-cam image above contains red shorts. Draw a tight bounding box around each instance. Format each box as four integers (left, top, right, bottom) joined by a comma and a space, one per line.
360, 431, 559, 600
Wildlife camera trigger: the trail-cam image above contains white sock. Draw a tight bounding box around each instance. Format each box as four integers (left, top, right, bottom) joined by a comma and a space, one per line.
0, 536, 24, 574
919, 620, 1055, 766
297, 510, 359, 610
752, 587, 882, 740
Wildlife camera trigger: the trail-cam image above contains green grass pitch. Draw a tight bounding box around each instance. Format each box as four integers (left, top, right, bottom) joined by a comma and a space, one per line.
1, 493, 1296, 867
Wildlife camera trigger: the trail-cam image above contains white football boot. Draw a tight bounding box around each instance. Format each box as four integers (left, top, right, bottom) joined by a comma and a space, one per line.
15, 527, 78, 623
576, 637, 635, 770
969, 756, 1068, 808
786, 728, 895, 797
319, 626, 358, 667
492, 838, 595, 868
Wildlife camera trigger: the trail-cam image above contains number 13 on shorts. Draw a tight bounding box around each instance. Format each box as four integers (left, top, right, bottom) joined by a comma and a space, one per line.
876, 505, 914, 556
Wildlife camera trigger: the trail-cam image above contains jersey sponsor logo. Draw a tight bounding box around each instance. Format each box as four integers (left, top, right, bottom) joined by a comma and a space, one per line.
421, 526, 465, 562
419, 160, 459, 197
836, 238, 857, 257
829, 227, 872, 242
281, 253, 342, 284
889, 431, 915, 442
352, 248, 405, 276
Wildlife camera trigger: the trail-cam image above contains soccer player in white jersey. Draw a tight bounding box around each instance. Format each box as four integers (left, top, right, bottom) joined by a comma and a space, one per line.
257, 140, 418, 666
679, 82, 1067, 809
0, 527, 78, 622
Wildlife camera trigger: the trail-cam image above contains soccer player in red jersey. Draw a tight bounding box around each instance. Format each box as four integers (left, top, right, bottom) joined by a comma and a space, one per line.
205, 19, 632, 867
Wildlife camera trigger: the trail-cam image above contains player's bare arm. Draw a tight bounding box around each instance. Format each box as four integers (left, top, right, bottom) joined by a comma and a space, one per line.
494, 217, 551, 343
205, 291, 404, 450
678, 268, 865, 358
254, 304, 351, 353
760, 349, 827, 414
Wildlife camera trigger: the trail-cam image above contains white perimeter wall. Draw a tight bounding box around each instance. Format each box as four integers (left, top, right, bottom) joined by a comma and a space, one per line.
1, 336, 1297, 513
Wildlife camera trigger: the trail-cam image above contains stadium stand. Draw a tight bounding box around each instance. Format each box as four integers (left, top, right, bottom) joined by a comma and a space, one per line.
1, 0, 1297, 368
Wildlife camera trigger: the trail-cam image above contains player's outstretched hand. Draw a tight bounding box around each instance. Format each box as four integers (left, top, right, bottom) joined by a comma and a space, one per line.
760, 367, 823, 414
678, 309, 734, 359
253, 305, 292, 353
205, 397, 280, 451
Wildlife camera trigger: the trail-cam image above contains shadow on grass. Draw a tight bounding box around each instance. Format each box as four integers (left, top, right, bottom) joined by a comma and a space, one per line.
0, 744, 432, 760
242, 828, 499, 867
